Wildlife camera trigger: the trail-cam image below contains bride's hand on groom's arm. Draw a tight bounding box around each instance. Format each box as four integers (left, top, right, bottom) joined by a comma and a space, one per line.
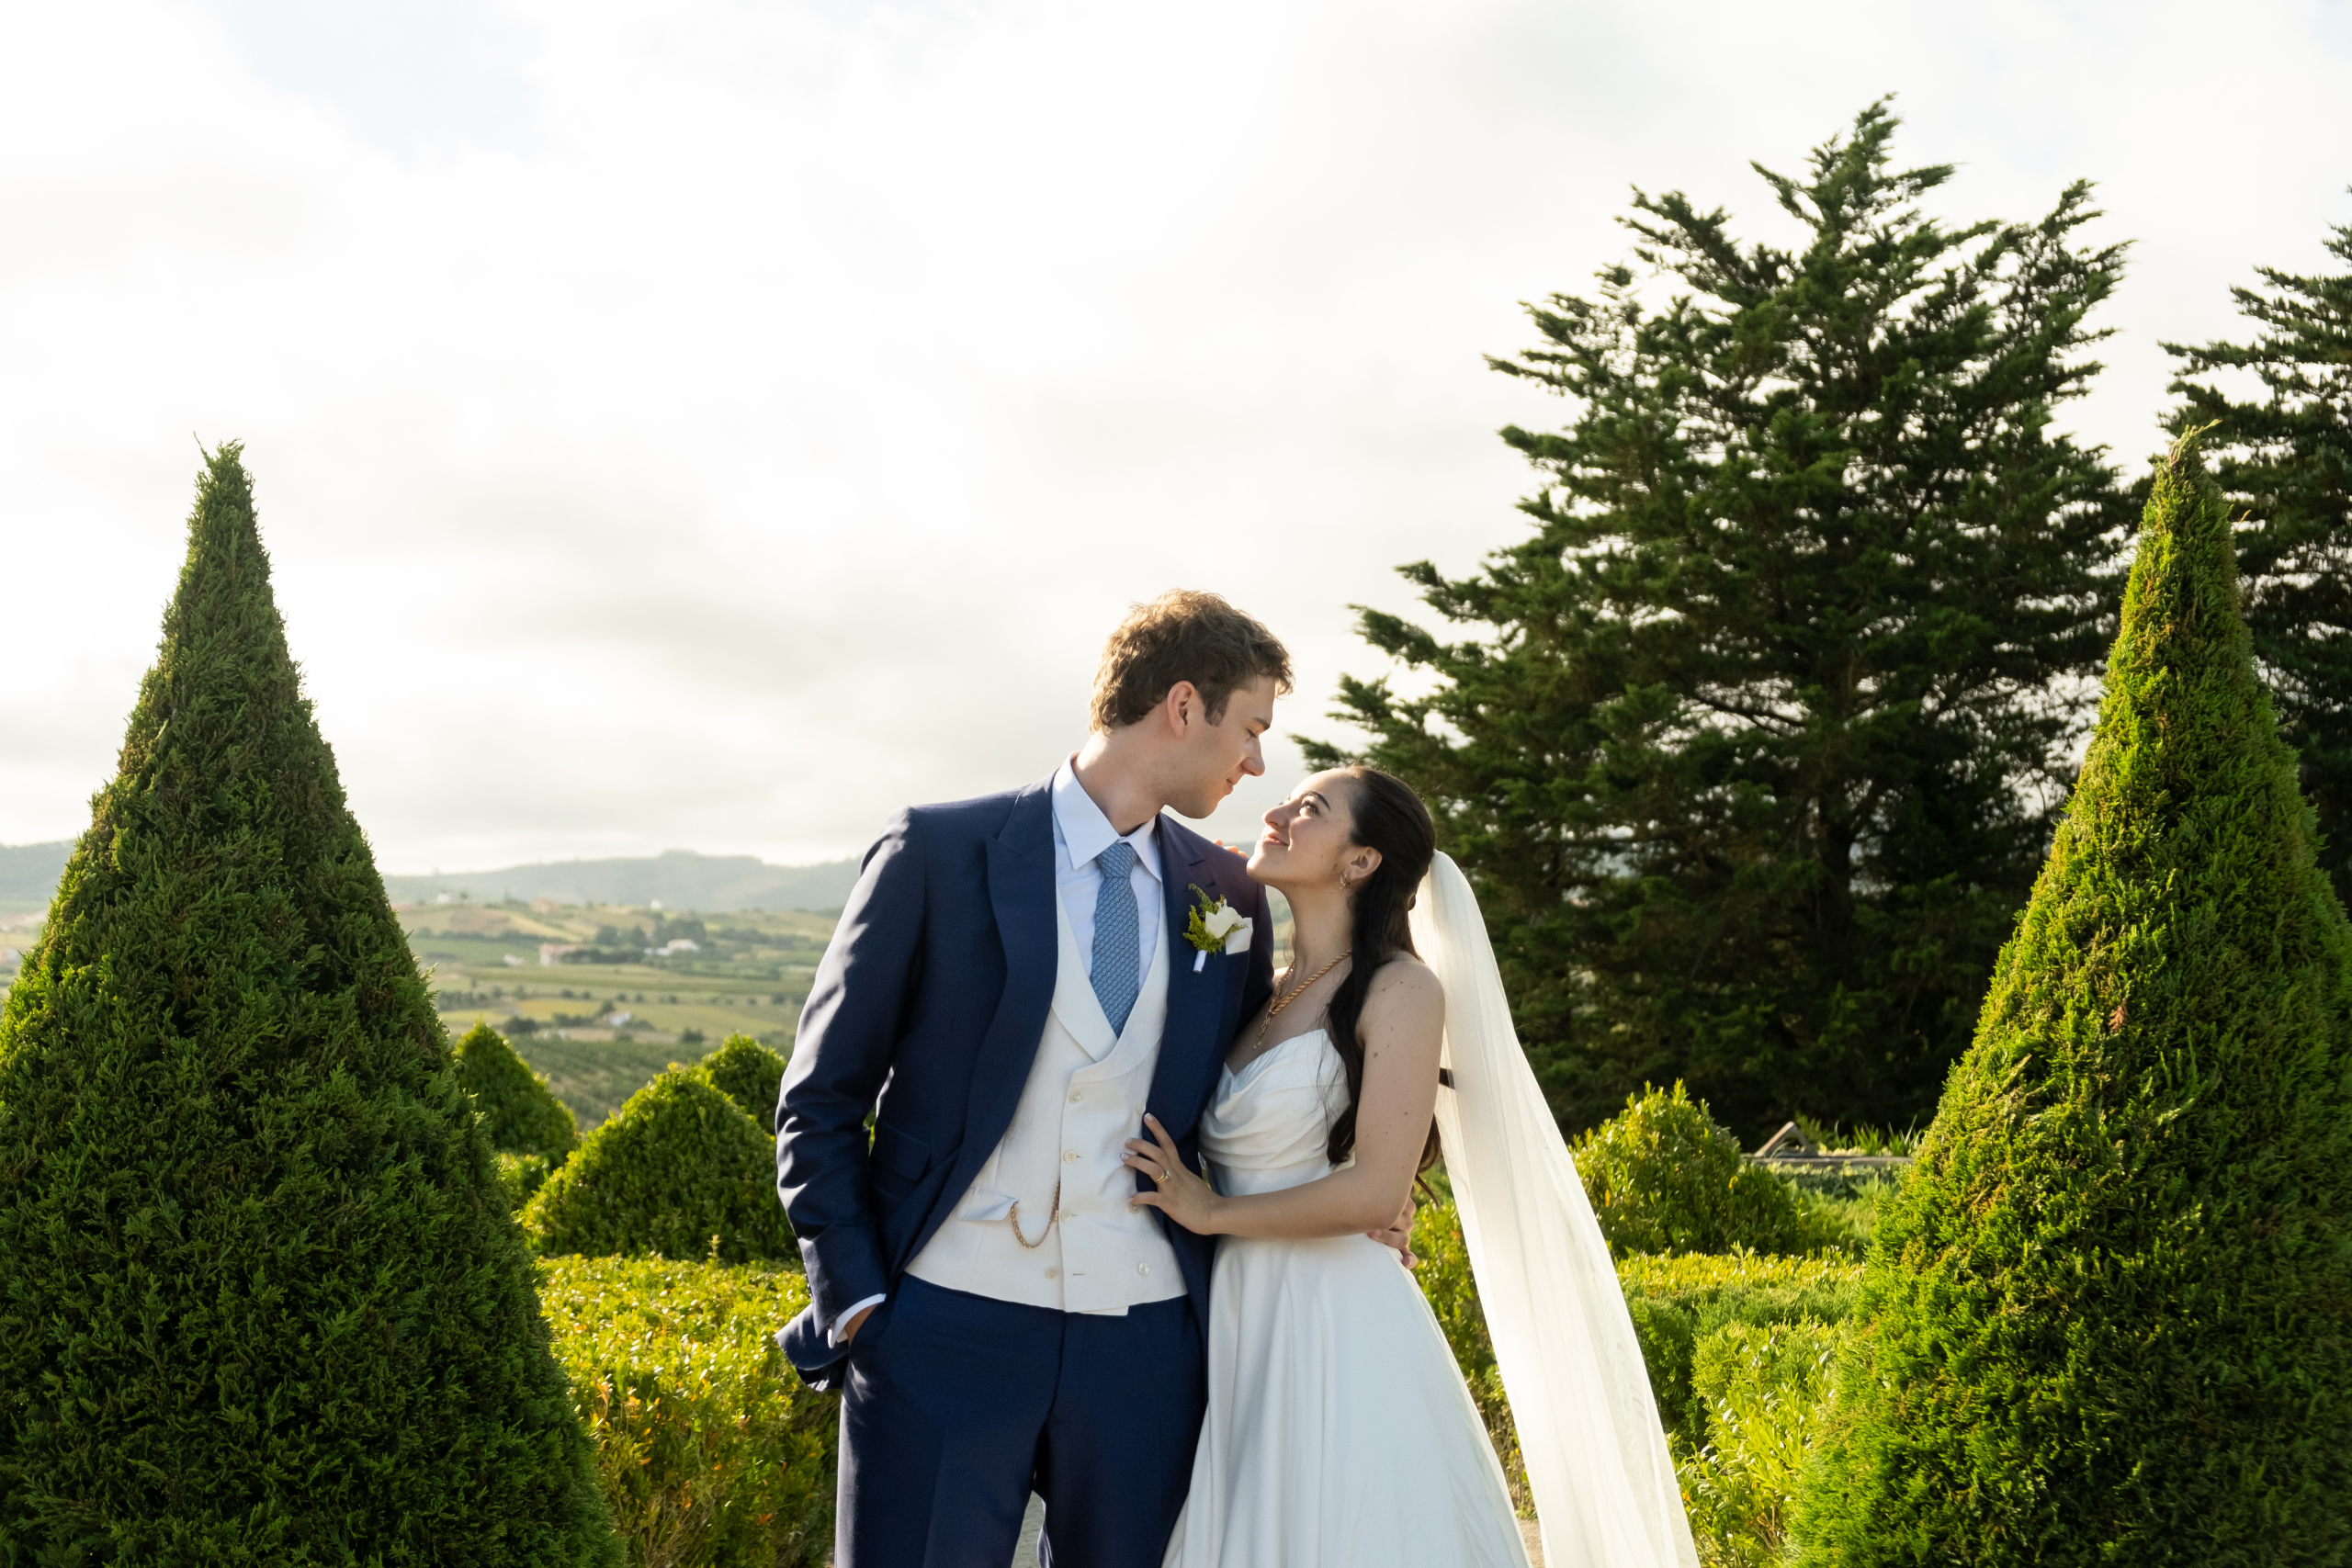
1123, 1116, 1225, 1235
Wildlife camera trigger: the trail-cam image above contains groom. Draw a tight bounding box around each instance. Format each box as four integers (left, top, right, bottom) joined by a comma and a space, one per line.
776, 591, 1290, 1567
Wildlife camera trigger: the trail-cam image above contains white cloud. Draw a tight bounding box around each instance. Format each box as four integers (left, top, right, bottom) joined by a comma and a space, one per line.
3, 0, 2347, 868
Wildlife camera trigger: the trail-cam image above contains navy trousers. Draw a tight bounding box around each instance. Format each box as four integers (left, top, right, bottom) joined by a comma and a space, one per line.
835, 1276, 1206, 1568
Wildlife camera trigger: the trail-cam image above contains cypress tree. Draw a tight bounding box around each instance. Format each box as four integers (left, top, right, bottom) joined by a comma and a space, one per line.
1313, 101, 2130, 1138
455, 1018, 579, 1158
1789, 435, 2352, 1566
0, 447, 617, 1564
2163, 206, 2352, 903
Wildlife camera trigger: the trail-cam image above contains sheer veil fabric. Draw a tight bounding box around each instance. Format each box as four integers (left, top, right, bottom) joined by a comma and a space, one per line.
1410, 853, 1701, 1568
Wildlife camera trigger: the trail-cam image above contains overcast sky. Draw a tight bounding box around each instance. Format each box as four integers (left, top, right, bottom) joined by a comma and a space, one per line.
4, 0, 2348, 872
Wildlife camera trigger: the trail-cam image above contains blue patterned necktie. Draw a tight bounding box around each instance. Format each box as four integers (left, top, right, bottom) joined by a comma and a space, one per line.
1091, 840, 1142, 1034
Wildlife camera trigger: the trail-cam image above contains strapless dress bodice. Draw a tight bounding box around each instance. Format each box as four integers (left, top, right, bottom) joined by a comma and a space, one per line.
1198, 1028, 1347, 1198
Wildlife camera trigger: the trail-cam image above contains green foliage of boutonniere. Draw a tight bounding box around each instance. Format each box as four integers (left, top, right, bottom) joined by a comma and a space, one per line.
1183, 884, 1252, 961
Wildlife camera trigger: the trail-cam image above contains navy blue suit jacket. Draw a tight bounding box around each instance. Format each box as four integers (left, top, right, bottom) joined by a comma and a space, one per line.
775, 777, 1276, 1389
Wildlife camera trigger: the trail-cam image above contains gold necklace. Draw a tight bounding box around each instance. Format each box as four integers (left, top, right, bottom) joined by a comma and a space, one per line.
1253, 951, 1351, 1055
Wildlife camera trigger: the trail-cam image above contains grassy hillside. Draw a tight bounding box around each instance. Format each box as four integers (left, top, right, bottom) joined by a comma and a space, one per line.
401, 898, 833, 1128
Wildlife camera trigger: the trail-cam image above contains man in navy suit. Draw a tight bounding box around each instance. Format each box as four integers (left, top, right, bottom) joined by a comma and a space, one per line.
777, 592, 1291, 1567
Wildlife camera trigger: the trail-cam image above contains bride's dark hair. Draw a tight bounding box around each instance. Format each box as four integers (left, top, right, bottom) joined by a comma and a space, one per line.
1320, 766, 1440, 1170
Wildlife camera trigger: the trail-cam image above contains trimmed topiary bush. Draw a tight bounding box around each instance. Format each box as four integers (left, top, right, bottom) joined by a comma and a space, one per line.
1792, 437, 2352, 1565
1572, 1082, 1819, 1257
0, 446, 616, 1562
524, 1069, 794, 1264
539, 1256, 836, 1567
498, 1150, 557, 1210
697, 1032, 787, 1134
457, 1018, 579, 1157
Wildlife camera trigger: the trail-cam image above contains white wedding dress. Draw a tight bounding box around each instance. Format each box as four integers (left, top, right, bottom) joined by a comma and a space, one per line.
1161, 854, 1699, 1568
1161, 1025, 1531, 1568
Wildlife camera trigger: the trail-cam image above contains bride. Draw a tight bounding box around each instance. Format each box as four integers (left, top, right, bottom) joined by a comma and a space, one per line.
1124, 765, 1698, 1568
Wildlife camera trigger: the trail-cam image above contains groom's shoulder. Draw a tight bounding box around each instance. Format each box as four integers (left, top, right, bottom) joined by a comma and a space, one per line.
891, 778, 1049, 844
1157, 817, 1262, 905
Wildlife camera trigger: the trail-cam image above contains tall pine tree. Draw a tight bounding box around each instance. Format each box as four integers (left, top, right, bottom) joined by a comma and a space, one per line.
1314, 102, 2128, 1136
0, 447, 617, 1563
1790, 436, 2352, 1566
2164, 201, 2352, 902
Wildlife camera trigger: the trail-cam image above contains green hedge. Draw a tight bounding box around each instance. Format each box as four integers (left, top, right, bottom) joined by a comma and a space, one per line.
1413, 1201, 1861, 1562
1616, 1251, 1864, 1448
541, 1257, 835, 1567
524, 1069, 795, 1264
1572, 1083, 1836, 1257
698, 1034, 787, 1135
457, 1018, 579, 1158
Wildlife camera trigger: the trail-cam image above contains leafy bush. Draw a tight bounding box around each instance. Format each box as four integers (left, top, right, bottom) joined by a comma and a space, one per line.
0, 446, 616, 1562
499, 1150, 557, 1209
1413, 1198, 1860, 1556
540, 1257, 836, 1568
1793, 441, 2352, 1564
1572, 1083, 1824, 1257
457, 1018, 580, 1157
698, 1033, 787, 1134
525, 1069, 795, 1264
1615, 1252, 1863, 1450
1681, 1320, 1840, 1568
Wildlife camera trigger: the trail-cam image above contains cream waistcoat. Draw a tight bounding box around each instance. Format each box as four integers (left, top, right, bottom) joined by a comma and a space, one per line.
902, 884, 1184, 1314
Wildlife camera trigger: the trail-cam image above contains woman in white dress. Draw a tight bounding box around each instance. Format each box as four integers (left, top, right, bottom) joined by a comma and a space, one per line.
1125, 766, 1698, 1568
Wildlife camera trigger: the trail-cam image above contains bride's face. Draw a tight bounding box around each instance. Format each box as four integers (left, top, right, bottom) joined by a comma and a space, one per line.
1248, 770, 1379, 892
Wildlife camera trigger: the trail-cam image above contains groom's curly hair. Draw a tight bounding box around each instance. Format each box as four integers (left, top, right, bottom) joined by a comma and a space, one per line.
1091, 591, 1293, 731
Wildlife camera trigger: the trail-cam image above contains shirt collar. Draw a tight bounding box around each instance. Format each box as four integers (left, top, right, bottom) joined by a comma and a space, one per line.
1051, 758, 1163, 882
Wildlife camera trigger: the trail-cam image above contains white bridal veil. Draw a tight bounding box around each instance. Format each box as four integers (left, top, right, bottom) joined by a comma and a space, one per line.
1409, 852, 1701, 1568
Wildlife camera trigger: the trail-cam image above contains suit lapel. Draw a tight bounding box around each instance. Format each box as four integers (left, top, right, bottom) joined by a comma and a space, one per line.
1146, 819, 1221, 1136
958, 784, 1058, 1184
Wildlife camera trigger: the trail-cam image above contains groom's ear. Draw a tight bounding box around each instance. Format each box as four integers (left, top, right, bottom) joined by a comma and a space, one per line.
1164, 681, 1204, 732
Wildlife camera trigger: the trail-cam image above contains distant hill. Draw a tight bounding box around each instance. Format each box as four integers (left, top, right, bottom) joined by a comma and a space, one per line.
379, 849, 861, 913
0, 840, 860, 916
0, 840, 74, 909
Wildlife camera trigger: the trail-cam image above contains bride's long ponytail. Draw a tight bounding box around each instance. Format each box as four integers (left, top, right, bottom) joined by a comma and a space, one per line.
1320, 767, 1439, 1170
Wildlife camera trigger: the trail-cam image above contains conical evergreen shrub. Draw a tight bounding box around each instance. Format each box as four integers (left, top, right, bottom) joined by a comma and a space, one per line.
698, 1031, 787, 1134
521, 1068, 794, 1264
456, 1018, 579, 1157
0, 447, 617, 1564
1791, 436, 2352, 1566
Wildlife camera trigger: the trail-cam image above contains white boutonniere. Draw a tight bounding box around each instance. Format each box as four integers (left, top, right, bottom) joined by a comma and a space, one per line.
1183, 885, 1253, 972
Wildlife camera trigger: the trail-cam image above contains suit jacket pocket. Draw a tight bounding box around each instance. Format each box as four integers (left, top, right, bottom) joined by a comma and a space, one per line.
869, 1121, 931, 1197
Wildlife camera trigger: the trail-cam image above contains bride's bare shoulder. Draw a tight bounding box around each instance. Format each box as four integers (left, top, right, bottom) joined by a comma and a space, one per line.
1363, 953, 1443, 1023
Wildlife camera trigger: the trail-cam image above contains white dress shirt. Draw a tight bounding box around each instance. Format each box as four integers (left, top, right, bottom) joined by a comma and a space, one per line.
1050, 758, 1163, 980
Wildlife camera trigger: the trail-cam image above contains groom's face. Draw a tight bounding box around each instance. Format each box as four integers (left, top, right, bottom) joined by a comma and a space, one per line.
1166, 674, 1278, 819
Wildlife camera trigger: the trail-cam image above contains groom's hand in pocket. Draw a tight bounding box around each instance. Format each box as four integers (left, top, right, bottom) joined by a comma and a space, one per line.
838, 1303, 877, 1345
1367, 1195, 1418, 1269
